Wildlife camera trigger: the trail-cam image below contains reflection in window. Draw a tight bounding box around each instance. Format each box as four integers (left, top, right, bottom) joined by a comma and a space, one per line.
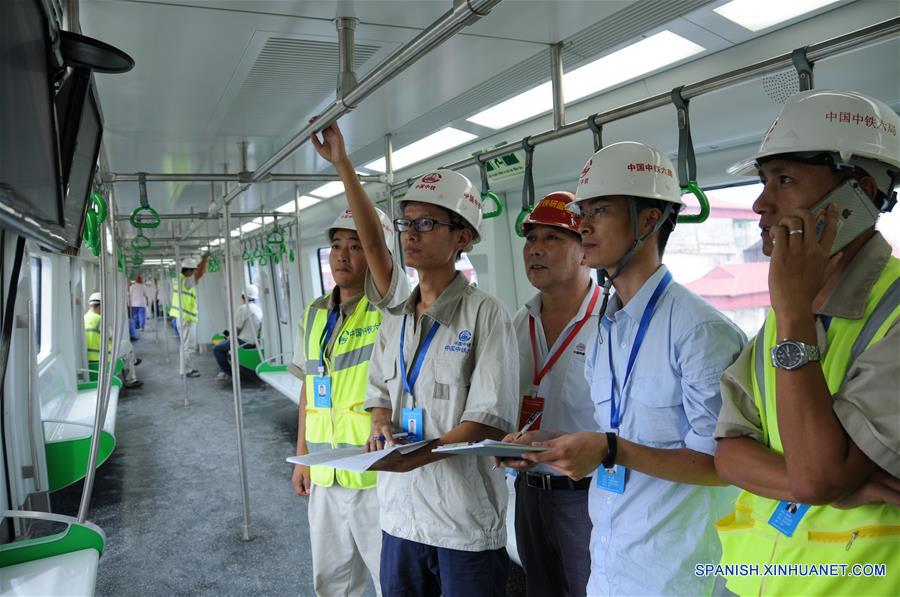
668, 183, 768, 336
405, 253, 479, 288
318, 248, 335, 295
30, 257, 42, 353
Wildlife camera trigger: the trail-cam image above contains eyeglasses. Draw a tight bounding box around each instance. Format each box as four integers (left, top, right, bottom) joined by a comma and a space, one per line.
578, 205, 607, 222
393, 217, 454, 233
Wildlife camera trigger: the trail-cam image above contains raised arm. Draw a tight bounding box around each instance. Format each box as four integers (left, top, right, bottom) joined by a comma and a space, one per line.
311, 122, 394, 296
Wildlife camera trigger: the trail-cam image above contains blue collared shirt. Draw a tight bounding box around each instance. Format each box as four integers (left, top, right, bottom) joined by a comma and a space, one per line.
585, 266, 745, 596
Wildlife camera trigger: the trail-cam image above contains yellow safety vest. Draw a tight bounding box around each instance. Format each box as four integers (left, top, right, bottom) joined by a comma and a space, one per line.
169, 274, 198, 323
84, 310, 102, 363
304, 296, 381, 489
717, 257, 900, 596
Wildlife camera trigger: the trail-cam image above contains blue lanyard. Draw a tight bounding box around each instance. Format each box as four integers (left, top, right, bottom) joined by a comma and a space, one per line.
400, 314, 440, 401
318, 307, 340, 374
605, 271, 673, 430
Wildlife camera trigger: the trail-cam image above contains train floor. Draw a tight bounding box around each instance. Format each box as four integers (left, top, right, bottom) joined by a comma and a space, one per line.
51, 316, 525, 596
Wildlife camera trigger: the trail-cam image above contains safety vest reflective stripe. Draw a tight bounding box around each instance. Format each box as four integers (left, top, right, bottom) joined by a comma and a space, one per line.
169, 275, 198, 323
304, 296, 381, 490
718, 257, 900, 596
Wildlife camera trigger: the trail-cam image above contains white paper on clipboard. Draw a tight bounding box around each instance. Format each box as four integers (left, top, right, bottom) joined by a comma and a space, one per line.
432, 439, 548, 457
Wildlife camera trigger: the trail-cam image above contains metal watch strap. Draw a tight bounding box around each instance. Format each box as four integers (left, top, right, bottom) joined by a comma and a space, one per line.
602, 431, 617, 469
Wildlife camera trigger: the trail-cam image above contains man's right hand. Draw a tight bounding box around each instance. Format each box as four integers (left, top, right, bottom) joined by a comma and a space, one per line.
292, 464, 311, 496
367, 408, 394, 452
310, 122, 350, 167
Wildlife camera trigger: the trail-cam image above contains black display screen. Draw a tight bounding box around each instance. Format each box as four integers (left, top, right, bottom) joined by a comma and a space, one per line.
0, 0, 65, 229
61, 83, 102, 248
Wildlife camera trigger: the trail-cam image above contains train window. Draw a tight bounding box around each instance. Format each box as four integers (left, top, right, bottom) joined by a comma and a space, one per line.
28, 255, 51, 358
667, 183, 767, 335
404, 253, 479, 288
317, 248, 335, 295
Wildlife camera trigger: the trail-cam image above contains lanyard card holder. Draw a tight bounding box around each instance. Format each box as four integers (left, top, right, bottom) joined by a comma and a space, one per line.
313, 372, 332, 408
768, 500, 810, 537
402, 407, 424, 442
596, 465, 627, 494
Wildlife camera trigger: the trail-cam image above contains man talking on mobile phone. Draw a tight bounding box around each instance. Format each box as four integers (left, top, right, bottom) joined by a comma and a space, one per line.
714, 89, 900, 596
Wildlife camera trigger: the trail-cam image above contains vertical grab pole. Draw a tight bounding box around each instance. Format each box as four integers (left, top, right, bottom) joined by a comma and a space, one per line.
550, 42, 565, 130
384, 133, 396, 254
223, 200, 253, 540
174, 231, 187, 405
77, 205, 111, 523
102, 202, 124, 427
292, 185, 306, 309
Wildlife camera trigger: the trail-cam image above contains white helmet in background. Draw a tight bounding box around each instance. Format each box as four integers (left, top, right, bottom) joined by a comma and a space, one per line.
244, 284, 259, 301
729, 89, 900, 200
402, 169, 483, 248
88, 292, 102, 304
327, 207, 395, 253
572, 142, 684, 210
181, 256, 200, 269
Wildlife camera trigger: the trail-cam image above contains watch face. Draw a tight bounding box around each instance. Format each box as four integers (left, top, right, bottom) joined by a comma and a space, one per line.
775, 342, 804, 368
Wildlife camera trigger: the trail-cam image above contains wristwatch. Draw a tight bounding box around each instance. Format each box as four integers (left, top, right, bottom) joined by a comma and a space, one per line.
771, 339, 821, 370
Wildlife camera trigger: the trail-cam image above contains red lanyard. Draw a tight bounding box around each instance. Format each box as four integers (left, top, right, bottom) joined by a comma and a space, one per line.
528, 285, 600, 390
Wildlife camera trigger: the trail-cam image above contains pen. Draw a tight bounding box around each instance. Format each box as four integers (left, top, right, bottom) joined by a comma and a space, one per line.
377, 432, 409, 442
492, 410, 543, 470
514, 410, 543, 440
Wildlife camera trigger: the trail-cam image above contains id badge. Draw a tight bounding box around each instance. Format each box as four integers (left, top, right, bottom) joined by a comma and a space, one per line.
519, 395, 545, 430
312, 375, 332, 408
402, 407, 424, 442
768, 500, 810, 537
596, 465, 627, 494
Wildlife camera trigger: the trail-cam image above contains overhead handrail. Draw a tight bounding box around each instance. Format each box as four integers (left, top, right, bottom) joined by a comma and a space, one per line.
515, 138, 536, 237
671, 86, 710, 224
477, 156, 505, 219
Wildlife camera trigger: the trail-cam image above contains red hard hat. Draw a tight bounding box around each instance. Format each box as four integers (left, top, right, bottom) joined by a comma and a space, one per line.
522, 191, 581, 234
135, 275, 142, 283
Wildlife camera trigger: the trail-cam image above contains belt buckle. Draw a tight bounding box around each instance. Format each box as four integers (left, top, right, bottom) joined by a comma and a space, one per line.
526, 472, 551, 490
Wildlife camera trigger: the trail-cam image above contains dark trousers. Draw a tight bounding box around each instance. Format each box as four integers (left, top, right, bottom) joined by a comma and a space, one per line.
213, 339, 254, 374
514, 475, 592, 597
131, 306, 146, 329
380, 531, 508, 597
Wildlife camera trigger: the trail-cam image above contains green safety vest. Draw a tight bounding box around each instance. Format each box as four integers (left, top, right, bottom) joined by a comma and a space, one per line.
169, 274, 198, 323
304, 296, 381, 489
717, 257, 900, 596
84, 310, 102, 363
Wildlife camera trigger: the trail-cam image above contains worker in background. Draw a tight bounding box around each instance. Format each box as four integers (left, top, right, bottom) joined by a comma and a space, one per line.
84, 292, 142, 389
521, 142, 746, 596
289, 207, 394, 596
169, 253, 208, 377
312, 122, 519, 597
214, 284, 263, 381
129, 275, 148, 333
714, 89, 899, 595
497, 192, 600, 597
144, 277, 158, 319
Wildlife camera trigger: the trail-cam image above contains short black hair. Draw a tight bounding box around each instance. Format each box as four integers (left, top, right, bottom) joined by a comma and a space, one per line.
631, 197, 679, 257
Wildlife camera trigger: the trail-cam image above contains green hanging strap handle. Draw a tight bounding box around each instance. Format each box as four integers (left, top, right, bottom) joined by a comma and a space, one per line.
477, 157, 505, 219
287, 226, 296, 262
241, 243, 252, 262
515, 138, 536, 237
130, 174, 161, 229
131, 233, 152, 251
671, 87, 710, 224
116, 249, 126, 273
266, 225, 284, 247
83, 191, 108, 256
131, 251, 143, 266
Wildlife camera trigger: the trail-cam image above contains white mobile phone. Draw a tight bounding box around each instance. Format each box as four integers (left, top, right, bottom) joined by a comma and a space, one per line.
809, 180, 879, 255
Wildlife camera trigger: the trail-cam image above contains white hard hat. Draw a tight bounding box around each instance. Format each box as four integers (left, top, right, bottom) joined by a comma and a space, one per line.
402, 169, 483, 247
327, 207, 395, 253
243, 284, 259, 300
88, 292, 102, 304
572, 142, 684, 209
729, 89, 900, 196
181, 256, 200, 269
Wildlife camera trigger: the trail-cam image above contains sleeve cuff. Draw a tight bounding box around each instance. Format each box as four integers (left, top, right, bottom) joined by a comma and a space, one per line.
834, 399, 900, 477
365, 268, 396, 311
684, 430, 717, 456
461, 411, 514, 434
364, 397, 392, 412
714, 420, 765, 444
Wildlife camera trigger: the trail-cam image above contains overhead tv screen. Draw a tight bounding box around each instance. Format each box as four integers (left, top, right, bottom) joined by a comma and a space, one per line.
60, 81, 103, 248
0, 0, 65, 233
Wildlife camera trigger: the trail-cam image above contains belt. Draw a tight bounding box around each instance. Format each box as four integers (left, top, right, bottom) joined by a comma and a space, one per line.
521, 471, 591, 491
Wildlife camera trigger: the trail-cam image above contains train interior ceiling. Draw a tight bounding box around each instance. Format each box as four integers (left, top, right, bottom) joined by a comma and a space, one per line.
1, 0, 898, 595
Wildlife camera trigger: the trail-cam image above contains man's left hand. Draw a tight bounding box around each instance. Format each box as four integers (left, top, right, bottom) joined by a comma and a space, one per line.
521, 432, 608, 480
